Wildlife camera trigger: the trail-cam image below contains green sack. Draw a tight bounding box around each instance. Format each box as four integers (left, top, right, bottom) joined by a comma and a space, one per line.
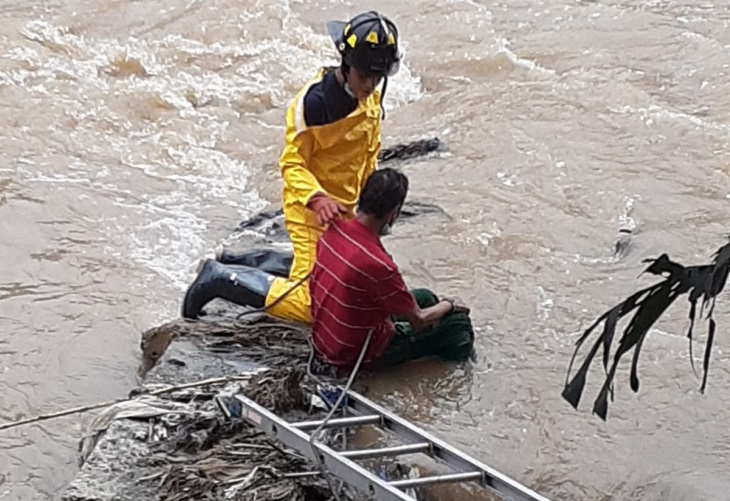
377, 288, 476, 368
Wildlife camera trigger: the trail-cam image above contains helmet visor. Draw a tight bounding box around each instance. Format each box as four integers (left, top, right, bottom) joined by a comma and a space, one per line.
326, 20, 346, 46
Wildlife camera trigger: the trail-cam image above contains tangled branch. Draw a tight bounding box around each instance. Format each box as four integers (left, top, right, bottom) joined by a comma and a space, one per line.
562, 238, 730, 420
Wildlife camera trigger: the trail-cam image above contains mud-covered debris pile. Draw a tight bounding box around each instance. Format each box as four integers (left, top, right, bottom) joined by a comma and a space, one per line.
152, 369, 331, 501
140, 317, 314, 378
63, 367, 339, 501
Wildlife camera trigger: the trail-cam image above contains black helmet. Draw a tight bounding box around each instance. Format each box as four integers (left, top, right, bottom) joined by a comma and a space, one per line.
327, 11, 401, 78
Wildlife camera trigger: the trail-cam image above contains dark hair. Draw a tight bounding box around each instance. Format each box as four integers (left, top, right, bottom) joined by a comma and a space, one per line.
357, 168, 409, 219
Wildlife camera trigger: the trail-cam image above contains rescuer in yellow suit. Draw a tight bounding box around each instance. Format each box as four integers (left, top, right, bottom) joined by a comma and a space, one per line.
181, 11, 402, 323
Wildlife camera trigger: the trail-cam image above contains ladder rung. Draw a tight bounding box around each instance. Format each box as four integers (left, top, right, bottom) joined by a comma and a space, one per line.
292, 414, 382, 431
389, 471, 483, 489
341, 442, 431, 460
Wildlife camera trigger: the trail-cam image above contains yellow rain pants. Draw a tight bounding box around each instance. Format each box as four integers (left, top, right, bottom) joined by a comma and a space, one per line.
265, 69, 382, 323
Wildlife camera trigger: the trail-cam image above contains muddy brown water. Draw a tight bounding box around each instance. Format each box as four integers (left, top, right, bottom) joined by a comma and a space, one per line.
2, 0, 730, 499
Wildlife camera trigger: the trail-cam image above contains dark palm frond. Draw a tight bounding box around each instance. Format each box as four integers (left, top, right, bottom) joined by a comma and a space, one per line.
562, 238, 730, 420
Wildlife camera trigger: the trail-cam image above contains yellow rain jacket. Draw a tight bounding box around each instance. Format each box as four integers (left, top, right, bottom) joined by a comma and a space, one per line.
265, 69, 382, 323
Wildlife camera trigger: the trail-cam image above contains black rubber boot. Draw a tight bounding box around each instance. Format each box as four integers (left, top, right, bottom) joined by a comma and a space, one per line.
181, 259, 275, 319
215, 247, 293, 278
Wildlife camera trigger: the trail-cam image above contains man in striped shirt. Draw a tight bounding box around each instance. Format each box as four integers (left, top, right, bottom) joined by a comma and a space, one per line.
309, 168, 475, 372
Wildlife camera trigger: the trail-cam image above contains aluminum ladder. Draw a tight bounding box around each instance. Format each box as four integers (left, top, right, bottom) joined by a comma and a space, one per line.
225, 388, 551, 501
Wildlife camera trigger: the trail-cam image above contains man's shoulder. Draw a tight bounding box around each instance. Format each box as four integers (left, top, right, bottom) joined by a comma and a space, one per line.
324, 221, 398, 277
343, 223, 398, 275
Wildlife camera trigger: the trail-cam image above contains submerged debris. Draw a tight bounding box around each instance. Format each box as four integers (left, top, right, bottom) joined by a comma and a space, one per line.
66, 308, 382, 501
243, 368, 308, 414
153, 393, 331, 501
65, 365, 336, 501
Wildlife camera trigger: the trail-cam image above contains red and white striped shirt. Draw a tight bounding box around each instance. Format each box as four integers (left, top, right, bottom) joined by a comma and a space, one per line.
309, 218, 417, 369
